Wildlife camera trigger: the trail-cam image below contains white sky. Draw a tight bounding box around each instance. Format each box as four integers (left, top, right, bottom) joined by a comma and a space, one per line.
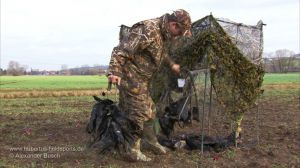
1, 0, 299, 70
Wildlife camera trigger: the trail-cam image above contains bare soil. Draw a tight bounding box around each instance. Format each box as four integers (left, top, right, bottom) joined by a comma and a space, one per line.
0, 89, 118, 99
0, 92, 299, 168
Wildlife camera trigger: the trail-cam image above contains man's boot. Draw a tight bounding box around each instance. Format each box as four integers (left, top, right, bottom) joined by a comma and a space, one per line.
128, 138, 151, 162
142, 140, 167, 155
142, 119, 167, 155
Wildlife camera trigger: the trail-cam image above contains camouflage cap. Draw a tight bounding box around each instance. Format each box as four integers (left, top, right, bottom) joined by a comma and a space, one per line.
169, 9, 192, 36
171, 9, 191, 31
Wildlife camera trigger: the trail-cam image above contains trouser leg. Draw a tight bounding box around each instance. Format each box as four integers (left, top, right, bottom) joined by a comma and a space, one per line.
118, 76, 159, 160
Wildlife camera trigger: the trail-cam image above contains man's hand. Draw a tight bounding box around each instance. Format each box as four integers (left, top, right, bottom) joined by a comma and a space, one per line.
108, 75, 121, 85
171, 64, 180, 75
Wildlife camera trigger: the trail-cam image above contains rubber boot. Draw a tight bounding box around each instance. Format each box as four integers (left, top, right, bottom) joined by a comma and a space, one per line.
128, 138, 151, 162
142, 119, 167, 155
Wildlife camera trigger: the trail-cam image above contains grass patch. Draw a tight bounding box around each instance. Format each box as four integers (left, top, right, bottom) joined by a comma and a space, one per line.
0, 73, 298, 91
261, 73, 299, 98
263, 73, 300, 85
0, 95, 117, 115
0, 75, 108, 90
262, 87, 299, 97
0, 96, 95, 115
0, 89, 117, 99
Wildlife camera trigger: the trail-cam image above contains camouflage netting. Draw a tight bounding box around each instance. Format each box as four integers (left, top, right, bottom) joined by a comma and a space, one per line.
118, 15, 265, 137
151, 15, 265, 124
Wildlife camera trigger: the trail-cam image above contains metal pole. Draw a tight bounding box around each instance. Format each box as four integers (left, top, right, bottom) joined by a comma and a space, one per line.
178, 96, 190, 120
256, 98, 260, 145
208, 80, 213, 136
189, 93, 193, 124
201, 69, 208, 154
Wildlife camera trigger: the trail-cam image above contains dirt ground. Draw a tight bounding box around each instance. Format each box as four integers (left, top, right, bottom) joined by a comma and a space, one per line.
0, 90, 299, 168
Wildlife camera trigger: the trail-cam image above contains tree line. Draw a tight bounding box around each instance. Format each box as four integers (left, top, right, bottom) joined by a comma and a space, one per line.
263, 49, 300, 73
0, 62, 108, 76
1, 49, 299, 76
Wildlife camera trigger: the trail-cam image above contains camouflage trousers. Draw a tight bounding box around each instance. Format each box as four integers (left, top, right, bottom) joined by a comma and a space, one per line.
117, 73, 158, 141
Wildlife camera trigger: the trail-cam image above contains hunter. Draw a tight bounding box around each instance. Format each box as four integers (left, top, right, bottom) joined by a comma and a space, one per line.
107, 9, 192, 161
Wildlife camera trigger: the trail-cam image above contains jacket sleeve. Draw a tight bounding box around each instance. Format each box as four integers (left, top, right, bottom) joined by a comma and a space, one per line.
162, 42, 175, 68
108, 23, 152, 77
163, 55, 175, 68
162, 36, 193, 68
107, 46, 124, 77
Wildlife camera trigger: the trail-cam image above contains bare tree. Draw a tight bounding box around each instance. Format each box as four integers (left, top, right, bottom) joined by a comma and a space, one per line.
268, 49, 296, 73
60, 64, 70, 75
0, 68, 7, 76
61, 64, 68, 70
263, 52, 275, 72
7, 61, 27, 76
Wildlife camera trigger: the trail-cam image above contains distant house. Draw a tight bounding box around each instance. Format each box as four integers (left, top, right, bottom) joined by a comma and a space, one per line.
30, 69, 41, 75
29, 69, 59, 75
65, 65, 108, 75
47, 71, 59, 75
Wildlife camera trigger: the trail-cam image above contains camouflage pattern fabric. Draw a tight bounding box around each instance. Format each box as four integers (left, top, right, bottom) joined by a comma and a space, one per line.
117, 71, 156, 137
217, 18, 264, 65
108, 14, 175, 80
172, 9, 192, 30
174, 15, 265, 118
151, 15, 264, 138
108, 14, 179, 136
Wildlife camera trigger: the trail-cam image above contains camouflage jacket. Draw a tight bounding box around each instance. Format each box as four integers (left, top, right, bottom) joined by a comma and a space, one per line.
108, 14, 175, 80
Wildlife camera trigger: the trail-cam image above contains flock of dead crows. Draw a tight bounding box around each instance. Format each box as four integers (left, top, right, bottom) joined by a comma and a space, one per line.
86, 95, 237, 154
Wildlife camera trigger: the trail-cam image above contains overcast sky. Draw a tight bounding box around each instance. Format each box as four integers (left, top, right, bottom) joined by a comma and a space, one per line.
1, 0, 299, 70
